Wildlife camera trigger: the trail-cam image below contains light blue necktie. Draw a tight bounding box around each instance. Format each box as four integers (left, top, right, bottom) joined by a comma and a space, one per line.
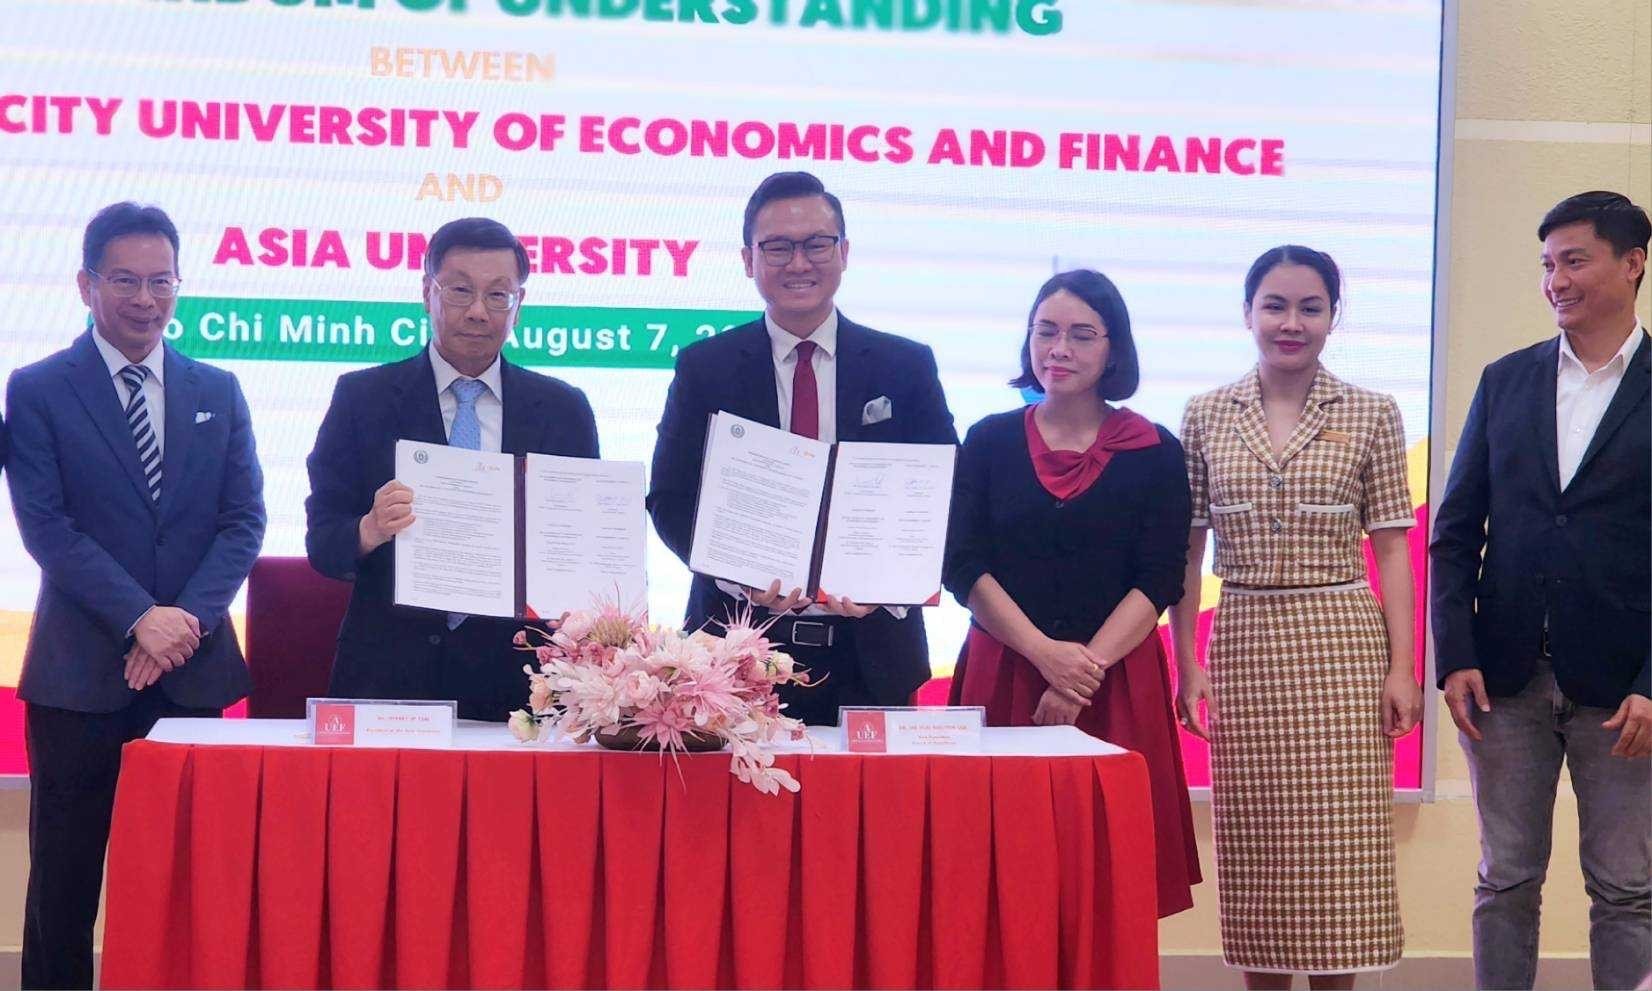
449, 378, 485, 451
446, 378, 487, 629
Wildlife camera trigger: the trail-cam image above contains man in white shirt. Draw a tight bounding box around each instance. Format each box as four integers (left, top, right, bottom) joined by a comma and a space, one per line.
1431, 190, 1651, 991
648, 171, 958, 724
305, 217, 600, 719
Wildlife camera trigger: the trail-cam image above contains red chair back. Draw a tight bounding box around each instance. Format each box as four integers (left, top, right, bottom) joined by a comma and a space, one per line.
245, 557, 352, 718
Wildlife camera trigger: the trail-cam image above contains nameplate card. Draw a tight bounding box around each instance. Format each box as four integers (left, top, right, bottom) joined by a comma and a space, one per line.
306, 698, 457, 749
840, 706, 985, 754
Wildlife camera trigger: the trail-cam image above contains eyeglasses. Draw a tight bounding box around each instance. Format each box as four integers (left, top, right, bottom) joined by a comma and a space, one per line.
86, 269, 181, 299
1031, 324, 1107, 345
754, 235, 841, 267
431, 280, 521, 313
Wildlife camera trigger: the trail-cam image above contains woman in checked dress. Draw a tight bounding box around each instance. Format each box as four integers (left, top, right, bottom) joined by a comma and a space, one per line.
1168, 246, 1424, 988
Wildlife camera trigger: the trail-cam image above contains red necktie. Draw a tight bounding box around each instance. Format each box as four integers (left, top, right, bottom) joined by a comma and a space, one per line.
790, 340, 819, 440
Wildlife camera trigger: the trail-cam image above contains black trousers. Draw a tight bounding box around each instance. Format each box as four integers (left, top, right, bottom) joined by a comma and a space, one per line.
775, 640, 877, 726
435, 624, 524, 722
22, 690, 219, 990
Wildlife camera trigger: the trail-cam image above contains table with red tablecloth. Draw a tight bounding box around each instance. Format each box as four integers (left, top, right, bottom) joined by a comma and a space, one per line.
101, 721, 1161, 990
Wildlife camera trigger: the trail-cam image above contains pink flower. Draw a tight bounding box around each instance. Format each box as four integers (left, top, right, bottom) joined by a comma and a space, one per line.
515, 596, 812, 794
616, 669, 663, 709
718, 625, 766, 662
512, 630, 528, 646
558, 610, 594, 642
632, 700, 695, 751
527, 674, 554, 713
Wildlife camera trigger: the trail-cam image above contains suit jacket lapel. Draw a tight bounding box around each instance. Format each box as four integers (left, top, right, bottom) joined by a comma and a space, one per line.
1569, 332, 1650, 490
157, 347, 197, 521
65, 331, 157, 515
499, 359, 544, 455
395, 349, 450, 446
1229, 370, 1278, 472
834, 317, 873, 442
1534, 339, 1562, 496
1276, 369, 1341, 469
735, 322, 782, 428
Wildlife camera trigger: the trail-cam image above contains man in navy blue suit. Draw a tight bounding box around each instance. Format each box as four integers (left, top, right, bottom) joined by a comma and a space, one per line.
1431, 191, 1650, 991
648, 172, 957, 725
306, 217, 599, 720
5, 202, 266, 989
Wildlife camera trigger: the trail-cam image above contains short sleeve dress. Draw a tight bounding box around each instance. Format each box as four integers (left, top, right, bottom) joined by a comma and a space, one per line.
1180, 367, 1414, 974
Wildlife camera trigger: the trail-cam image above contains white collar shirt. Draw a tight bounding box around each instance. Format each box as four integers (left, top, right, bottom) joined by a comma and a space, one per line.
428, 345, 505, 454
92, 329, 166, 458
1556, 320, 1645, 490
766, 310, 838, 445
737, 311, 904, 618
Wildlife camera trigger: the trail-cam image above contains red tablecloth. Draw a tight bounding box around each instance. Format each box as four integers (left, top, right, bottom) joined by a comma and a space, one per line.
102, 741, 1160, 989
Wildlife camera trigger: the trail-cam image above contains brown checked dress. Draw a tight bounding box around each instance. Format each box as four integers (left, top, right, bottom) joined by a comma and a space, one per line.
1180, 368, 1413, 974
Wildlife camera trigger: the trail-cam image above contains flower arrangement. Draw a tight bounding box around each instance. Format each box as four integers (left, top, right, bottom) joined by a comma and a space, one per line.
507, 602, 813, 794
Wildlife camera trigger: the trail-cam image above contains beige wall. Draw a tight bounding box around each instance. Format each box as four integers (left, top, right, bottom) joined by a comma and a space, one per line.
0, 0, 1648, 975
1162, 0, 1652, 965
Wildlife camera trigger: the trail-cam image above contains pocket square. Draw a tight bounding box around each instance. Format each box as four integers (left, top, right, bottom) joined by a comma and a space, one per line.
861, 396, 893, 425
194, 411, 215, 424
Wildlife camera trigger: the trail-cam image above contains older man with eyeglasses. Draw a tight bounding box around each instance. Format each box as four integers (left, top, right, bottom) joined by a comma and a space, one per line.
5, 202, 266, 989
304, 217, 599, 719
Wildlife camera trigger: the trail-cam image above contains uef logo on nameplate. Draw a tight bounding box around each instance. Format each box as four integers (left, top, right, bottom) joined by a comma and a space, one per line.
306, 698, 457, 749
840, 707, 984, 754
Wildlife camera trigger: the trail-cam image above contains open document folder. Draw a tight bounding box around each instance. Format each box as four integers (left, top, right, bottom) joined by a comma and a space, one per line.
392, 440, 647, 620
687, 412, 956, 607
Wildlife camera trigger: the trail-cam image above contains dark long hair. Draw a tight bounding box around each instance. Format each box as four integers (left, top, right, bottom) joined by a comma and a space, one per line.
1243, 245, 1342, 315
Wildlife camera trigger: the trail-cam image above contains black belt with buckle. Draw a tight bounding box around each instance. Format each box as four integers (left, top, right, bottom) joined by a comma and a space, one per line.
767, 617, 836, 648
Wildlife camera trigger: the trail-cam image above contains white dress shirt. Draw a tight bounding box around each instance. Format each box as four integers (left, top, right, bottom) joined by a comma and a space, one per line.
1556, 321, 1645, 490
728, 310, 903, 618
428, 346, 504, 453
92, 330, 166, 457
95, 331, 168, 635
767, 310, 838, 444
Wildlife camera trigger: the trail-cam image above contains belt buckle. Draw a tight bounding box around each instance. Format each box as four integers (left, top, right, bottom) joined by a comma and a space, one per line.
789, 620, 833, 648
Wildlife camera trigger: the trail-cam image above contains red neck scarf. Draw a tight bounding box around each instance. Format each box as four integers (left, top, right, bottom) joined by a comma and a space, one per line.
1024, 404, 1160, 500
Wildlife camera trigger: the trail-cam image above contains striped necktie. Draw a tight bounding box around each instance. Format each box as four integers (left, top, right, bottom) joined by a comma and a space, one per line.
119, 364, 161, 504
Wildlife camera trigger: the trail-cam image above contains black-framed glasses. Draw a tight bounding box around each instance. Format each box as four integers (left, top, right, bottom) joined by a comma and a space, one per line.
754, 235, 841, 267
86, 269, 181, 299
432, 279, 521, 313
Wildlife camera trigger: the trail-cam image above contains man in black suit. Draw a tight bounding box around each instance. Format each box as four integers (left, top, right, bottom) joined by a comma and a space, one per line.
7, 202, 265, 989
648, 171, 957, 725
1431, 190, 1650, 991
306, 217, 599, 720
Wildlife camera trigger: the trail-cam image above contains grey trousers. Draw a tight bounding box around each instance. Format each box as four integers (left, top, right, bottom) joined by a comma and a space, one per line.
1461, 662, 1652, 990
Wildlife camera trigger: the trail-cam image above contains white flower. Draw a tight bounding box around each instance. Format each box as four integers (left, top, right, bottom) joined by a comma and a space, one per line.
507, 709, 540, 743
